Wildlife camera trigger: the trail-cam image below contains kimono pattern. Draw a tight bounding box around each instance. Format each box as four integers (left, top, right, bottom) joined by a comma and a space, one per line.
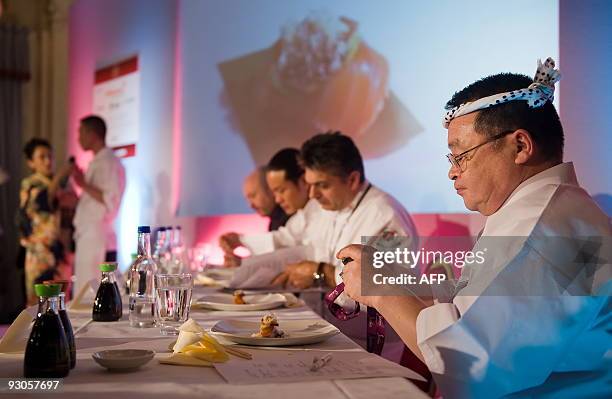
19, 173, 62, 304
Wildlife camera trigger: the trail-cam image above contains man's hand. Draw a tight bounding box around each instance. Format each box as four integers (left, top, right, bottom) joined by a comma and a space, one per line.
72, 166, 85, 188
219, 232, 242, 255
336, 244, 380, 308
271, 261, 319, 289
223, 253, 242, 268
338, 245, 431, 364
57, 162, 75, 182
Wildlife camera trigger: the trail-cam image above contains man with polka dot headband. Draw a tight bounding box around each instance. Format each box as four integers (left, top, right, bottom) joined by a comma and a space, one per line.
337, 57, 611, 398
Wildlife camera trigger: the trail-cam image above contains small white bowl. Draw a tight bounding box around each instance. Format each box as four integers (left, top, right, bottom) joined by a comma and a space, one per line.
92, 349, 155, 371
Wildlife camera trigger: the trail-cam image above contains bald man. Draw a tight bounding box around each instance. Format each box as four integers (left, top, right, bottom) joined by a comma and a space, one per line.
220, 167, 288, 266
242, 167, 288, 231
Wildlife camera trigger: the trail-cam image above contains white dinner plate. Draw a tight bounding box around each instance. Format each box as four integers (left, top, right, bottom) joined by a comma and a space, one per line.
210, 318, 340, 346
195, 293, 286, 311
202, 267, 235, 279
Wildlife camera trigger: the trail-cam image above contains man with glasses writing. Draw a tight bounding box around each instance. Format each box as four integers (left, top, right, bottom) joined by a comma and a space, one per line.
337, 58, 611, 398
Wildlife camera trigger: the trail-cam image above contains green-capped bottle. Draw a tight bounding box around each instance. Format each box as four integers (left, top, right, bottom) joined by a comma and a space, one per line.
44, 280, 76, 369
24, 284, 70, 377
92, 262, 123, 322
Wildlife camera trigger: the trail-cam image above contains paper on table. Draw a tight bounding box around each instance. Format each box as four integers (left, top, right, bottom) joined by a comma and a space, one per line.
214, 350, 426, 385
0, 306, 37, 353
334, 377, 430, 399
229, 246, 313, 289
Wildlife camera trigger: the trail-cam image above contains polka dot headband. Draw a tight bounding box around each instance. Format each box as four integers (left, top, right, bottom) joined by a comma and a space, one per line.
443, 57, 561, 128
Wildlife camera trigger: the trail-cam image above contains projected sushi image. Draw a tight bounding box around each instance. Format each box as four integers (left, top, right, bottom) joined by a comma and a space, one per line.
218, 13, 422, 164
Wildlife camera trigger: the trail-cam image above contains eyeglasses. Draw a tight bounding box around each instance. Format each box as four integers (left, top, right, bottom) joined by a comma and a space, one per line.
446, 130, 514, 171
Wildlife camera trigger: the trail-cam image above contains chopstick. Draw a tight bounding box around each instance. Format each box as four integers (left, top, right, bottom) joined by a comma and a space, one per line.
223, 345, 252, 360
73, 319, 93, 336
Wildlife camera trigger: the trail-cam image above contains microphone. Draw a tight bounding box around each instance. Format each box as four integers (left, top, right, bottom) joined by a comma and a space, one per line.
59, 156, 76, 188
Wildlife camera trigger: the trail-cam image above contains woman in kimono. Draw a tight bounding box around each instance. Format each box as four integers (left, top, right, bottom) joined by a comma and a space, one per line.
19, 138, 73, 304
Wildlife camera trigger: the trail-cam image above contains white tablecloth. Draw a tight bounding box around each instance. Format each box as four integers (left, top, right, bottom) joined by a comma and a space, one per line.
0, 287, 429, 399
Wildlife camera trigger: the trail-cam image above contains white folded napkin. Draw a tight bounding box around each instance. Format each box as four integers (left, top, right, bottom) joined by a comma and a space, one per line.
0, 306, 37, 353
172, 318, 206, 352
279, 293, 304, 308
68, 278, 99, 312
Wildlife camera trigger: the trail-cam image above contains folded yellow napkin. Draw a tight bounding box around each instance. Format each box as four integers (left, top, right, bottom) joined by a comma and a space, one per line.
158, 353, 212, 367
159, 318, 228, 367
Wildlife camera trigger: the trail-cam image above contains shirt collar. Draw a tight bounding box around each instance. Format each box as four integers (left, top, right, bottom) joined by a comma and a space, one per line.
340, 180, 371, 215
91, 147, 112, 163
498, 162, 578, 211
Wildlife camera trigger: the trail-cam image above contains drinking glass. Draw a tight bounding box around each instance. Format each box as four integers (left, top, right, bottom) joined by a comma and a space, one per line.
154, 274, 193, 335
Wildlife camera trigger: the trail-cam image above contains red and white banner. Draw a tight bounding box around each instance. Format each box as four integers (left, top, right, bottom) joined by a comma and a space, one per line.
93, 56, 140, 158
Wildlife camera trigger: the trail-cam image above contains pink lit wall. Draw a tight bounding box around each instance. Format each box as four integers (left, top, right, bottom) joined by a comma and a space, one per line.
68, 0, 183, 269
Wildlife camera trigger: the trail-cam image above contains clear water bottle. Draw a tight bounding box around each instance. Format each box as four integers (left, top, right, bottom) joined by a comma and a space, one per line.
154, 227, 173, 273
165, 226, 174, 254
168, 226, 186, 274
152, 227, 166, 267
24, 284, 70, 377
173, 226, 184, 254
124, 253, 138, 295
129, 226, 157, 328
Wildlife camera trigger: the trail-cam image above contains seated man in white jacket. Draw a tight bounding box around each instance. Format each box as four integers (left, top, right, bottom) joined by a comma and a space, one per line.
338, 58, 611, 398
221, 148, 307, 267
221, 132, 418, 289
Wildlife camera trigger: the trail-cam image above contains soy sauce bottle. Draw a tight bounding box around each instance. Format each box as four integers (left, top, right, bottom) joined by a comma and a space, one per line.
24, 284, 70, 377
44, 281, 76, 369
92, 262, 123, 322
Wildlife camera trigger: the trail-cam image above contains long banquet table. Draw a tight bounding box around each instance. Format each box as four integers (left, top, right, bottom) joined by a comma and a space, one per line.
0, 286, 428, 398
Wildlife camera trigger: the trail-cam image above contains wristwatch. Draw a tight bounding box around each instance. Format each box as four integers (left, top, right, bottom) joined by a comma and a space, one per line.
312, 262, 326, 285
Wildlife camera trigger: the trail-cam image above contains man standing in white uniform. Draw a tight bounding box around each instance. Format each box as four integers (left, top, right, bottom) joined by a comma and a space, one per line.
338, 59, 611, 397
72, 115, 126, 294
222, 132, 418, 289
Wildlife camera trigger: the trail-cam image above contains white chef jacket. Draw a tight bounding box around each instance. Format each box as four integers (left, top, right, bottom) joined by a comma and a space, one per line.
416, 163, 611, 398
241, 182, 418, 274
73, 147, 126, 250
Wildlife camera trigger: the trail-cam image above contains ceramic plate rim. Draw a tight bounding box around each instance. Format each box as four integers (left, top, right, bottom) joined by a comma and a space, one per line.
210, 319, 340, 346
195, 293, 286, 311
